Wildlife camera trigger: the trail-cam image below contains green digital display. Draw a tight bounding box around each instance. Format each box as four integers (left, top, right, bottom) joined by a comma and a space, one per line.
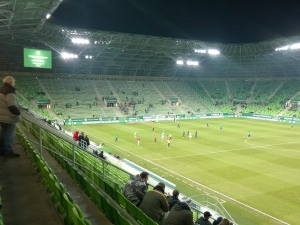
24, 48, 52, 69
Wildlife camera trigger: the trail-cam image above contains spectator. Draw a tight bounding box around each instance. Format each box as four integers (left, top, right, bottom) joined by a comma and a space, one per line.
139, 182, 169, 225
99, 151, 106, 160
78, 132, 84, 147
167, 189, 180, 210
195, 211, 212, 225
212, 217, 223, 225
219, 219, 230, 225
123, 172, 149, 207
84, 135, 90, 148
0, 76, 22, 158
165, 197, 193, 225
73, 131, 79, 141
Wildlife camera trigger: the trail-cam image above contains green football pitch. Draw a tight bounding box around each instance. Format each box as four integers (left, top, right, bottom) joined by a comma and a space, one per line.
69, 118, 299, 225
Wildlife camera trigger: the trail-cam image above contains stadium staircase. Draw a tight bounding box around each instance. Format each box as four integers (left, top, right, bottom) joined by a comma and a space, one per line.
225, 81, 233, 102
247, 82, 257, 103
277, 90, 300, 116
104, 80, 123, 117
198, 81, 216, 104
150, 82, 176, 113
160, 82, 186, 114
266, 81, 283, 101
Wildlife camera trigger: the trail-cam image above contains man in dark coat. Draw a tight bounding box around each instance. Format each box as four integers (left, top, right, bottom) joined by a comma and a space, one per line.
139, 182, 169, 225
167, 189, 180, 210
165, 197, 193, 225
78, 132, 84, 147
123, 172, 149, 207
195, 211, 212, 225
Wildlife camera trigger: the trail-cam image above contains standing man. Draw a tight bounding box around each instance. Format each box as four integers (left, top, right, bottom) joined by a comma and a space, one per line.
0, 76, 22, 158
177, 123, 180, 128
134, 131, 137, 138
167, 139, 170, 148
248, 131, 251, 139
154, 135, 157, 144
152, 125, 155, 131
220, 124, 223, 130
182, 131, 185, 138
195, 130, 198, 138
115, 134, 118, 142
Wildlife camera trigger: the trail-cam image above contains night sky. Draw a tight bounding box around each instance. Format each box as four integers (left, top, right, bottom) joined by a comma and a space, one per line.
50, 0, 300, 44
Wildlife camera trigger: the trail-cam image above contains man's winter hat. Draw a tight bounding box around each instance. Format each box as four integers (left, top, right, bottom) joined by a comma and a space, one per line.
204, 211, 212, 217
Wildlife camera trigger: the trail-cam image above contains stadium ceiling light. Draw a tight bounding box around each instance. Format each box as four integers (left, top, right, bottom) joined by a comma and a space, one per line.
71, 38, 90, 44
208, 49, 220, 55
275, 45, 290, 51
186, 60, 199, 66
46, 14, 51, 19
61, 52, 78, 59
176, 60, 184, 65
194, 49, 207, 53
290, 43, 300, 50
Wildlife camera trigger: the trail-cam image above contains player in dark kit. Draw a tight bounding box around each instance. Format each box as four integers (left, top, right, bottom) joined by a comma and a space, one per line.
195, 131, 198, 138
183, 131, 185, 138
177, 123, 180, 128
152, 125, 154, 131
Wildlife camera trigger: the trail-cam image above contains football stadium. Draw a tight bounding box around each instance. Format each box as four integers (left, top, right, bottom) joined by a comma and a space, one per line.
0, 1, 300, 225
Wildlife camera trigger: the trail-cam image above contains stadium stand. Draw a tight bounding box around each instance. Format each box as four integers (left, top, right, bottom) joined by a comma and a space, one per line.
227, 80, 254, 103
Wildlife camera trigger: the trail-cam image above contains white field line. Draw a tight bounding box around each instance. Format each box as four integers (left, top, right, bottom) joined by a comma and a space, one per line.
73, 126, 290, 225
152, 140, 300, 161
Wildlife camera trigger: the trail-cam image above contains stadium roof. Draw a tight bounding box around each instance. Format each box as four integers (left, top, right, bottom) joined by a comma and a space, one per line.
1, 1, 300, 78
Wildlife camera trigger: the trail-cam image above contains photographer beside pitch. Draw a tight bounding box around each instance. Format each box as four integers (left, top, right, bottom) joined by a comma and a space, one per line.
0, 76, 22, 158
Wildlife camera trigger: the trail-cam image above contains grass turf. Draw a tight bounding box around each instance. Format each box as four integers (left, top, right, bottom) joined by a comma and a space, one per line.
68, 118, 299, 225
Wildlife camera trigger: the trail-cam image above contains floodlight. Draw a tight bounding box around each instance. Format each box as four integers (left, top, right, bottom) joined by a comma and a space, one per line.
186, 60, 198, 66
46, 14, 51, 19
208, 49, 220, 55
275, 45, 289, 51
194, 49, 207, 53
89, 56, 93, 59
61, 52, 78, 59
290, 43, 300, 50
72, 38, 90, 44
176, 60, 184, 65
85, 55, 88, 59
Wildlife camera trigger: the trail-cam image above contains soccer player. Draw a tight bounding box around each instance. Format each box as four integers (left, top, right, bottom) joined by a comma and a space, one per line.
177, 123, 180, 128
291, 123, 294, 128
115, 135, 118, 142
187, 130, 190, 136
137, 136, 140, 145
134, 131, 137, 138
167, 139, 170, 148
206, 123, 209, 128
220, 124, 223, 130
248, 131, 251, 139
169, 133, 172, 140
152, 125, 154, 131
154, 135, 157, 144
183, 131, 185, 138
166, 135, 169, 141
161, 130, 165, 140
195, 130, 198, 138
188, 133, 192, 140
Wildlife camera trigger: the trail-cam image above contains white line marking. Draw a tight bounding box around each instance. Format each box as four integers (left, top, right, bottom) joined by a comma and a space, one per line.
152, 140, 300, 161
73, 125, 290, 225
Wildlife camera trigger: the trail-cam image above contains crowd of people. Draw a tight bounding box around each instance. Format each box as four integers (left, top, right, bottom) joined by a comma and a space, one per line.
123, 172, 232, 225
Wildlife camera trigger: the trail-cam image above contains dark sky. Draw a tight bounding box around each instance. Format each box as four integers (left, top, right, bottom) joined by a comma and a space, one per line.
50, 0, 300, 44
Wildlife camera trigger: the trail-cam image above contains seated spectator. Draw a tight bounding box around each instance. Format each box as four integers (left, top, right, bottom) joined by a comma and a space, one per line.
167, 189, 180, 210
78, 132, 84, 147
212, 217, 223, 225
195, 211, 212, 225
123, 172, 149, 207
84, 135, 90, 148
99, 151, 106, 160
165, 197, 193, 225
73, 131, 79, 141
219, 219, 230, 225
139, 182, 169, 225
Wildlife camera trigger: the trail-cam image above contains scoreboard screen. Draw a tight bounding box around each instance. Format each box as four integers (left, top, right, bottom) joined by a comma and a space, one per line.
24, 48, 52, 69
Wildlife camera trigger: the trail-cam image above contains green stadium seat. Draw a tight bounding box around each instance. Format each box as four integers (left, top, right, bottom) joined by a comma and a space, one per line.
94, 174, 105, 189
117, 191, 126, 209
94, 190, 104, 212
